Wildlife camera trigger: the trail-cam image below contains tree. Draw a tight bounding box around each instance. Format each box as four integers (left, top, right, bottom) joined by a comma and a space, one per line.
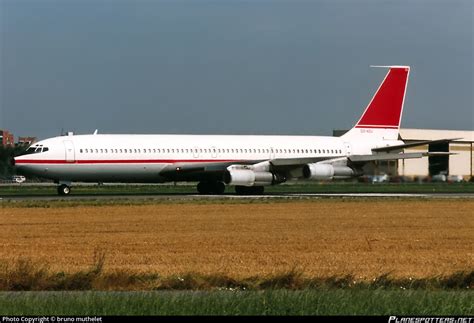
0, 146, 27, 179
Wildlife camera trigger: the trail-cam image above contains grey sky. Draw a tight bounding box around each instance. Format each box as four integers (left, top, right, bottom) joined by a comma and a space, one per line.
1, 0, 472, 140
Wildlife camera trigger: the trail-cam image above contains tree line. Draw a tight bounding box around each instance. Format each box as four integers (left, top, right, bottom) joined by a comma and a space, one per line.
0, 146, 26, 179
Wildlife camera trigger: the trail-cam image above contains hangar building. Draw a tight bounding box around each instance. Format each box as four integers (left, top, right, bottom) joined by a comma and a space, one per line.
398, 129, 473, 180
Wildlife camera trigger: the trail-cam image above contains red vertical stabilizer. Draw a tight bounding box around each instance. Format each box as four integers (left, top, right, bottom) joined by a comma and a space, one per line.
355, 66, 410, 130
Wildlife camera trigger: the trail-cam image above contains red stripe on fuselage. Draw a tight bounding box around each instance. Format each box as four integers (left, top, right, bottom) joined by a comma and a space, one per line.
15, 159, 240, 165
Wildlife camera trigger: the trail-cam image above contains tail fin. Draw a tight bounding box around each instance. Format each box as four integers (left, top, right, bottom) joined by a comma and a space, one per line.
342, 66, 410, 141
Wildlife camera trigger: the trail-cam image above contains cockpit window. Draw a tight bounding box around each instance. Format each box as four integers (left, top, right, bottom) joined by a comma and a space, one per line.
24, 147, 37, 155
23, 146, 49, 155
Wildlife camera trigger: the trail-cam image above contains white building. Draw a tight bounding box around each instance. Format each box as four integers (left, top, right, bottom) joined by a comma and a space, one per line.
399, 129, 473, 180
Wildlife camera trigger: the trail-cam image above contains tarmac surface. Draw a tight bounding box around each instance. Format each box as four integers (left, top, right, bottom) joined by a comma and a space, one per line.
1, 192, 473, 201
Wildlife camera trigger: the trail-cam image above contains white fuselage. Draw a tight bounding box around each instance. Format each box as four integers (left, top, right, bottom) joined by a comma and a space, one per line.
14, 133, 395, 183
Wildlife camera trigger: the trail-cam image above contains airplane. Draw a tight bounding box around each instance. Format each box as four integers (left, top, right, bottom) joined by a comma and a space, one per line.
13, 65, 455, 196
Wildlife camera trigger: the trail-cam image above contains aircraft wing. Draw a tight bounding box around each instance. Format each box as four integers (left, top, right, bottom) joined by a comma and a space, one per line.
164, 151, 453, 174
160, 150, 454, 181
371, 138, 462, 153
349, 152, 454, 163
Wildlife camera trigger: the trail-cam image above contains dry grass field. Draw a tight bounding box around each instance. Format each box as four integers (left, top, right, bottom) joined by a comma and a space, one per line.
0, 199, 472, 280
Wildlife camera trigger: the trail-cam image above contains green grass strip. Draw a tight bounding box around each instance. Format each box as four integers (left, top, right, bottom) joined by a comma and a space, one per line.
1, 289, 472, 315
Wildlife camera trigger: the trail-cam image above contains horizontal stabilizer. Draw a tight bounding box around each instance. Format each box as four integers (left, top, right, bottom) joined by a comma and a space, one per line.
350, 151, 454, 163
372, 138, 462, 153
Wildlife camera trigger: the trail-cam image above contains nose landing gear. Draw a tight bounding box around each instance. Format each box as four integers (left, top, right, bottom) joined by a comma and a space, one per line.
57, 183, 71, 196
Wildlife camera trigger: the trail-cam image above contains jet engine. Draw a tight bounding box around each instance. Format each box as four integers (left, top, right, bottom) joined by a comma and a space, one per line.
224, 169, 281, 186
302, 163, 354, 180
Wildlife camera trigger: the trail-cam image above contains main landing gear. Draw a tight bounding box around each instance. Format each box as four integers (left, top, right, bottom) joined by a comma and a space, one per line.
196, 181, 226, 195
235, 186, 265, 195
195, 182, 265, 195
57, 183, 71, 196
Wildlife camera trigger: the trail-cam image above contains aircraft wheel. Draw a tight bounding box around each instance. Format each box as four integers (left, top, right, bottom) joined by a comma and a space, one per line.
57, 184, 71, 196
213, 182, 225, 195
235, 186, 264, 195
235, 186, 246, 195
197, 182, 210, 194
197, 182, 225, 195
253, 186, 265, 195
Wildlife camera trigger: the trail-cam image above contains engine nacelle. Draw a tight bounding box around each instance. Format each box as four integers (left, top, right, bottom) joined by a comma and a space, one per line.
224, 169, 277, 186
302, 163, 354, 180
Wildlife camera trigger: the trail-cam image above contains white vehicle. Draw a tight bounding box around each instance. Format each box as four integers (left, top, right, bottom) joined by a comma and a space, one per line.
13, 66, 455, 195
447, 175, 464, 183
431, 174, 447, 182
12, 175, 26, 183
370, 174, 389, 183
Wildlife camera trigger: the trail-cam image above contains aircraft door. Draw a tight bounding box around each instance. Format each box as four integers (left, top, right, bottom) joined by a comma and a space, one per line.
343, 142, 352, 156
63, 140, 75, 162
211, 146, 217, 159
